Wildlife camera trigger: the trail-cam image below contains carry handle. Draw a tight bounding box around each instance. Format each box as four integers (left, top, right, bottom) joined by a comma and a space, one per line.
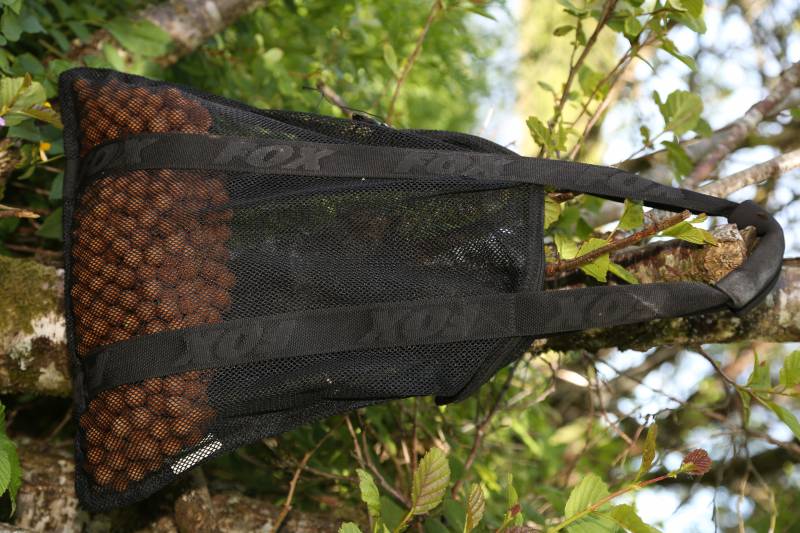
716, 200, 785, 313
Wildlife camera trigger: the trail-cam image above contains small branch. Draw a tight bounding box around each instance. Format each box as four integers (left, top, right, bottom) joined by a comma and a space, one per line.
545, 210, 690, 277
540, 0, 618, 156
450, 362, 519, 498
700, 148, 800, 198
174, 468, 218, 533
271, 429, 336, 533
386, 0, 443, 124
0, 204, 40, 219
316, 81, 353, 118
345, 415, 411, 507
684, 61, 800, 188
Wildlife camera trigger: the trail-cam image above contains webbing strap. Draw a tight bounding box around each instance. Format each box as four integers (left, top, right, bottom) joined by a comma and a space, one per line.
83, 281, 728, 395
80, 133, 737, 216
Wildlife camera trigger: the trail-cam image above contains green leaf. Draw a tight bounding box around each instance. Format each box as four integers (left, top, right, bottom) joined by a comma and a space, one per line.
565, 473, 610, 518
545, 196, 562, 229
617, 199, 644, 231
380, 495, 406, 530
779, 351, 800, 387
0, 450, 9, 496
577, 238, 610, 282
526, 116, 551, 153
553, 25, 573, 36
746, 352, 771, 389
0, 436, 20, 514
464, 484, 485, 533
383, 43, 399, 76
554, 233, 578, 260
49, 172, 64, 201
661, 38, 697, 71
738, 389, 751, 427
36, 207, 63, 240
662, 140, 693, 178
504, 473, 523, 526
766, 401, 800, 440
105, 17, 172, 58
671, 0, 703, 18
567, 513, 617, 533
624, 15, 643, 37
655, 90, 703, 136
607, 504, 661, 533
338, 522, 363, 533
1, 9, 21, 42
357, 469, 382, 519
411, 447, 450, 515
609, 263, 639, 284
636, 423, 658, 480
660, 221, 716, 245
578, 66, 608, 100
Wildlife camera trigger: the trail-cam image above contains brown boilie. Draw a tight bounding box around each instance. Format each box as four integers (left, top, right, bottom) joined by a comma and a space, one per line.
71, 77, 232, 491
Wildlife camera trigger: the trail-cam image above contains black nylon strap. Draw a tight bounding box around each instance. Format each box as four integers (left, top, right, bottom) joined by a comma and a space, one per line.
83, 281, 728, 395
79, 133, 738, 216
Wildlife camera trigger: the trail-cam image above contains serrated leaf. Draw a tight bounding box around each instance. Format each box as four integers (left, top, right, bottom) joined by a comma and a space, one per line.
607, 504, 661, 533
0, 436, 20, 514
662, 140, 693, 178
545, 196, 562, 229
766, 401, 800, 440
609, 263, 639, 284
527, 116, 551, 152
617, 199, 644, 231
554, 233, 578, 260
567, 513, 617, 533
411, 447, 450, 515
779, 351, 800, 387
662, 38, 697, 71
383, 43, 399, 76
671, 0, 703, 18
577, 238, 610, 282
357, 469, 381, 519
464, 484, 485, 533
565, 473, 610, 518
105, 17, 172, 57
636, 424, 658, 480
578, 66, 608, 100
338, 522, 363, 533
655, 90, 703, 136
660, 221, 716, 245
746, 352, 771, 389
0, 448, 9, 496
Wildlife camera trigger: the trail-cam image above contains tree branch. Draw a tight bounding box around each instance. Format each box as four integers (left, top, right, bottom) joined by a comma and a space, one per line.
682, 60, 800, 188
700, 148, 800, 198
67, 0, 266, 66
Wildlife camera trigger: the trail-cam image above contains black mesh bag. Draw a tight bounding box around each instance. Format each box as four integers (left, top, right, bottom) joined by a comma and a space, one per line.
58, 67, 784, 510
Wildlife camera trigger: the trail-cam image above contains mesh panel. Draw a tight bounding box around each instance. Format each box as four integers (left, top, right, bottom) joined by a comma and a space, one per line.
61, 68, 541, 510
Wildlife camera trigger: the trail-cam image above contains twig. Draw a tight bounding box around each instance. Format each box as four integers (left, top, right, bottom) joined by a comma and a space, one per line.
345, 415, 411, 507
684, 61, 800, 188
545, 210, 690, 277
315, 80, 353, 118
540, 0, 618, 156
173, 468, 218, 533
386, 0, 443, 124
0, 204, 40, 219
450, 361, 519, 498
700, 148, 800, 198
271, 428, 336, 533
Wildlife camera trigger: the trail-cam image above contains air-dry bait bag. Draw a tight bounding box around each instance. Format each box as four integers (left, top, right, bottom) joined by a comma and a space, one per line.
59, 68, 784, 510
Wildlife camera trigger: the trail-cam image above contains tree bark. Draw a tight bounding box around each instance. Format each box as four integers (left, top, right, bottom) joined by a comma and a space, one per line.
0, 227, 798, 397
67, 0, 266, 66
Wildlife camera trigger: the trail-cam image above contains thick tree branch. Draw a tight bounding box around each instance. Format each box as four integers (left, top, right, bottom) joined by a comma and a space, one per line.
1, 226, 798, 397
67, 0, 266, 66
683, 61, 800, 188
700, 148, 800, 198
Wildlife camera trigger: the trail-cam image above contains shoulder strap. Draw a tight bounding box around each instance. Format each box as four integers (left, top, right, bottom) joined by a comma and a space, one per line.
78, 133, 784, 393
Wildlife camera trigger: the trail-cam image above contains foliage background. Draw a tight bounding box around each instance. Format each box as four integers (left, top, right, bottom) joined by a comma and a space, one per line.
0, 0, 798, 532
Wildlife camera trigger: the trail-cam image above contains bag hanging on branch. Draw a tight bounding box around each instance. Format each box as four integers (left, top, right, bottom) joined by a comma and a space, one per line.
59, 68, 784, 510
